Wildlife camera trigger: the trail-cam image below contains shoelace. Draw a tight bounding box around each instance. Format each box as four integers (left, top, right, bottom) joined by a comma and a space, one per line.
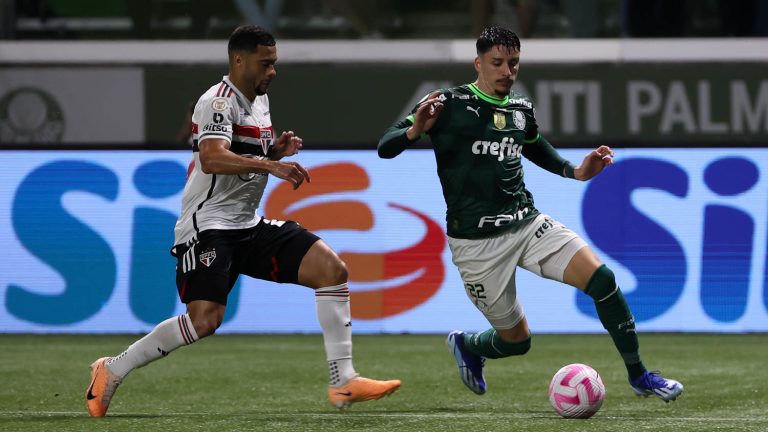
640, 370, 668, 388
103, 377, 122, 399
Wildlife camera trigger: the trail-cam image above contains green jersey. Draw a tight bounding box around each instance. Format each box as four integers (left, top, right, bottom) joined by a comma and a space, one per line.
379, 83, 575, 240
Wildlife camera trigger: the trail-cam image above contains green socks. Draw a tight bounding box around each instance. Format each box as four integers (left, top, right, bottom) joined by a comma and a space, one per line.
459, 264, 648, 381
585, 264, 647, 380
462, 328, 531, 359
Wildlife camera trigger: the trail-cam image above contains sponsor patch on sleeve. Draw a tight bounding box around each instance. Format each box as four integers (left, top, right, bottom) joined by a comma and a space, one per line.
211, 98, 228, 112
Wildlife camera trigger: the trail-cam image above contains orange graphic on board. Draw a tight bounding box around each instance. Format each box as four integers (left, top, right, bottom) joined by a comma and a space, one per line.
264, 162, 446, 319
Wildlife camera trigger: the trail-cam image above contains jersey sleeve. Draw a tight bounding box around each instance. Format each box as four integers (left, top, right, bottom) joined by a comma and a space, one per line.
377, 89, 451, 158
195, 94, 235, 144
523, 103, 540, 144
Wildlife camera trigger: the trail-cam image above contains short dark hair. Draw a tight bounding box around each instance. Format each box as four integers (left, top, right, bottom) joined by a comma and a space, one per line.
228, 25, 276, 55
476, 26, 520, 54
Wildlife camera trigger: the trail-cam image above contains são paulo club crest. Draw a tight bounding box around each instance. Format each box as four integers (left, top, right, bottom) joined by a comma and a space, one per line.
199, 249, 216, 267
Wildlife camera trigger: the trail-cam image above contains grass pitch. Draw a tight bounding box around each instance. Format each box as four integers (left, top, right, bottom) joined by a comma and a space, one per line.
0, 333, 766, 431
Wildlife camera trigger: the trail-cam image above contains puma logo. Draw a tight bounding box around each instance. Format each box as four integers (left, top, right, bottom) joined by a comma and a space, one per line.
466, 106, 480, 117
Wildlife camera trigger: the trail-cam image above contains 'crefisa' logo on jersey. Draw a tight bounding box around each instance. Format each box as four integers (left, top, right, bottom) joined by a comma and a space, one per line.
471, 137, 522, 161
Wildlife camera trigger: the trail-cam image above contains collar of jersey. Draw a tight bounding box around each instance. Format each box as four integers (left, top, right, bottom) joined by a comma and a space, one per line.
223, 76, 253, 114
467, 83, 509, 106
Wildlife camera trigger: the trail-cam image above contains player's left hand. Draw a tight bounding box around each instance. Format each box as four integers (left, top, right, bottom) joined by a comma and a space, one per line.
272, 131, 303, 159
574, 145, 614, 181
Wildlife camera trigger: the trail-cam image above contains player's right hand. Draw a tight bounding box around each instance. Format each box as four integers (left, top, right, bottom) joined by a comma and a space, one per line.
268, 161, 311, 189
407, 91, 444, 139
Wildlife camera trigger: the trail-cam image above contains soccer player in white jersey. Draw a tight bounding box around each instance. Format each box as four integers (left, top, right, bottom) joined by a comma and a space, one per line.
85, 25, 400, 417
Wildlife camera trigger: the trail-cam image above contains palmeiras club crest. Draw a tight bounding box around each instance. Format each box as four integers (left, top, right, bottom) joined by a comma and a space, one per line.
199, 249, 217, 267
513, 110, 526, 130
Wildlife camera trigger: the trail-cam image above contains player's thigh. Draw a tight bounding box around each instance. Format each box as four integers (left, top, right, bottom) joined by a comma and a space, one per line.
174, 230, 238, 306
296, 240, 347, 288
561, 246, 603, 291
236, 219, 320, 285
448, 233, 526, 330
519, 214, 588, 284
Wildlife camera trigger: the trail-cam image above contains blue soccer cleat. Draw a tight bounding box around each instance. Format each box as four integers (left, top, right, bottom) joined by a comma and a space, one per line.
446, 330, 486, 395
629, 370, 684, 402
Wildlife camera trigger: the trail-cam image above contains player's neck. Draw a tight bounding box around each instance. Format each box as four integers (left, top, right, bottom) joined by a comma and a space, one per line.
473, 79, 506, 100
229, 75, 257, 102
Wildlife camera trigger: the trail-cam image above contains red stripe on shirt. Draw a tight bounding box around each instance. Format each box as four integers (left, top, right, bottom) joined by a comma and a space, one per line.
216, 82, 226, 97
232, 124, 262, 138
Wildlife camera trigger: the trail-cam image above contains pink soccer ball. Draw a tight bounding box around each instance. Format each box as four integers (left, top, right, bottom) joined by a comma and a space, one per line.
548, 363, 606, 419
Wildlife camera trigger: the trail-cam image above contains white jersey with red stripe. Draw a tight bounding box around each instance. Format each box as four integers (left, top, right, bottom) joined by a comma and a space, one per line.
173, 75, 275, 247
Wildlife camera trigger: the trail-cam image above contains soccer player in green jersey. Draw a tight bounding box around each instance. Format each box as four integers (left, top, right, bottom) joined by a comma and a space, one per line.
378, 26, 684, 402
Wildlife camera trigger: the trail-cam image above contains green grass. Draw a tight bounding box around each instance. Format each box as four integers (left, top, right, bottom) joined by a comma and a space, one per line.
0, 334, 766, 431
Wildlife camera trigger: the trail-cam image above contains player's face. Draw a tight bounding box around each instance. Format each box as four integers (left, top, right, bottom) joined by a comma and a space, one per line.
475, 45, 520, 98
243, 45, 278, 96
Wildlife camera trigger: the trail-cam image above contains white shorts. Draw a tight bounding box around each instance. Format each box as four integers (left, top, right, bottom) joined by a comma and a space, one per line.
447, 213, 587, 329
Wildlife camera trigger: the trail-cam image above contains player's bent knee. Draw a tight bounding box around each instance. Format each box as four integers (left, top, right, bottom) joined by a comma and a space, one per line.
516, 337, 532, 356
188, 309, 224, 338
299, 241, 349, 288
191, 316, 221, 338
585, 264, 617, 302
315, 256, 348, 287
328, 259, 348, 285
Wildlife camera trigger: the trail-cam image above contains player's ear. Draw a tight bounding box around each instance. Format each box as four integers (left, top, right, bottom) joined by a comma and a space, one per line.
473, 56, 481, 73
230, 52, 243, 67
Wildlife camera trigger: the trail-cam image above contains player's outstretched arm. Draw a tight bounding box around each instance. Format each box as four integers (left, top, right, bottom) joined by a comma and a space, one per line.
199, 138, 310, 189
378, 92, 444, 159
521, 135, 577, 179
522, 137, 614, 182
573, 145, 614, 181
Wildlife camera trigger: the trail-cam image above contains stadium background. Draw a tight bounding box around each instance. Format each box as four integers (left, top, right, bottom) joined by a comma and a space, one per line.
1, 0, 768, 335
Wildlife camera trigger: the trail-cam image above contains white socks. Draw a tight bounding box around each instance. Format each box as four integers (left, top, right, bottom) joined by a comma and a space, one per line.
105, 288, 357, 386
106, 314, 199, 378
315, 283, 357, 386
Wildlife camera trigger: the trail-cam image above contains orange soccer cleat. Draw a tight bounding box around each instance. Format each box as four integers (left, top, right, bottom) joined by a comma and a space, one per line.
85, 357, 123, 417
327, 376, 401, 408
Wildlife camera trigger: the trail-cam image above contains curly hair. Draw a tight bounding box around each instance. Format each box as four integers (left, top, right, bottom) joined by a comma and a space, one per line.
476, 26, 521, 54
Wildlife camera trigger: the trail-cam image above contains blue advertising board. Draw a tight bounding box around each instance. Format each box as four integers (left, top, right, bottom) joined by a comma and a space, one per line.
0, 149, 766, 333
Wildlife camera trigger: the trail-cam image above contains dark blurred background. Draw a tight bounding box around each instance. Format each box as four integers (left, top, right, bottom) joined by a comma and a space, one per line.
3, 0, 767, 40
